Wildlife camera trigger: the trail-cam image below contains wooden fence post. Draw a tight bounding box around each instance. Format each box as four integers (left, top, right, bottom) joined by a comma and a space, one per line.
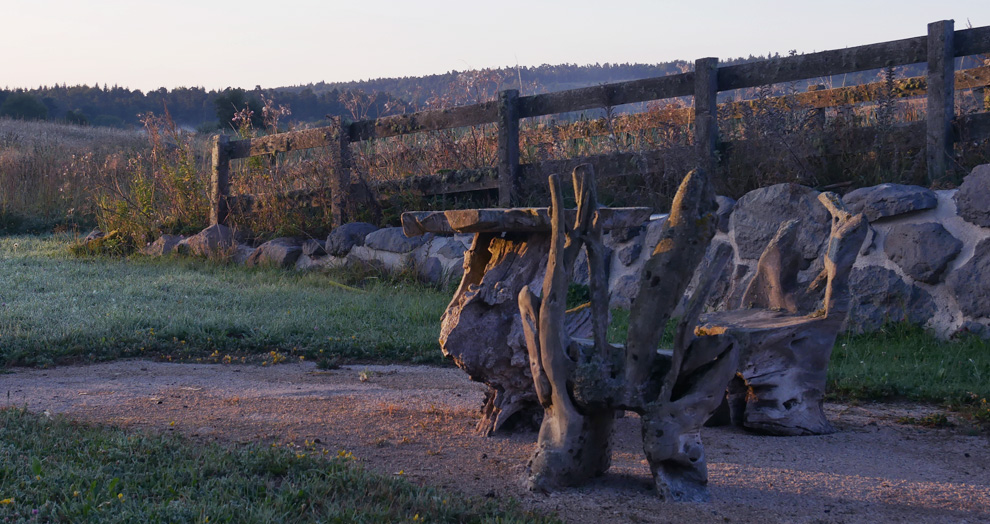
497, 89, 521, 207
210, 134, 230, 226
329, 117, 353, 226
927, 19, 955, 183
694, 57, 719, 175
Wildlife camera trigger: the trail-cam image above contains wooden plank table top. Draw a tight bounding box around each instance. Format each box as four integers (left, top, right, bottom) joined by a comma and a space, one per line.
401, 207, 652, 237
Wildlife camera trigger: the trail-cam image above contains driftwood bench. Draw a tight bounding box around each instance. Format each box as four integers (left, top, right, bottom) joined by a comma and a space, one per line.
698, 193, 868, 435
401, 205, 650, 435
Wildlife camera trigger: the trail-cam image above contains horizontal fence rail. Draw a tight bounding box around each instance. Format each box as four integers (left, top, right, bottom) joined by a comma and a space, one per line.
210, 20, 990, 226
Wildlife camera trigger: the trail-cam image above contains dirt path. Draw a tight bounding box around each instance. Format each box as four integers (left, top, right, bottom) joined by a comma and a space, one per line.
3, 361, 989, 523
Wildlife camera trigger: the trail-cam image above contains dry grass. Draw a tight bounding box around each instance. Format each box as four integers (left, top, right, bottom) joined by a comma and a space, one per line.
0, 118, 147, 232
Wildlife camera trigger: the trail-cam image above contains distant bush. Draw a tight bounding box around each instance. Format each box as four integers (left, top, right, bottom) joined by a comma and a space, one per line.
64, 109, 88, 126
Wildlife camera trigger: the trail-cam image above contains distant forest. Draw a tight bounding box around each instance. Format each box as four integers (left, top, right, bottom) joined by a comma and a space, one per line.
0, 57, 931, 131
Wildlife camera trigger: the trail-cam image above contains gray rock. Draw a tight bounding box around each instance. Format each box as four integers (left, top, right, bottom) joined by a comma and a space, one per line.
946, 238, 990, 318
843, 183, 937, 222
701, 241, 734, 310
179, 224, 235, 258
607, 216, 667, 308
715, 195, 736, 233
364, 227, 431, 253
609, 225, 643, 244
609, 273, 640, 309
83, 229, 104, 242
884, 222, 961, 284
954, 321, 990, 340
326, 222, 379, 256
954, 164, 990, 228
140, 235, 182, 256
859, 226, 877, 256
847, 266, 936, 332
569, 246, 610, 287
729, 183, 829, 260
617, 243, 642, 266
302, 239, 326, 257
571, 247, 590, 286
418, 257, 444, 284
436, 238, 467, 259
245, 237, 302, 269
232, 244, 255, 265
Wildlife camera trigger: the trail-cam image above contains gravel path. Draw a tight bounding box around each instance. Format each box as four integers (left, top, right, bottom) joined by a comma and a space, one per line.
3, 360, 989, 523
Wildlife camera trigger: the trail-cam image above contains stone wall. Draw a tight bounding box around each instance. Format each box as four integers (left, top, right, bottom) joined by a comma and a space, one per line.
141, 223, 471, 288
606, 164, 990, 338
137, 163, 990, 339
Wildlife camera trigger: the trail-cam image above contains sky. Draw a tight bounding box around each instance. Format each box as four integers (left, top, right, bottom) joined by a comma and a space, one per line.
3, 0, 989, 92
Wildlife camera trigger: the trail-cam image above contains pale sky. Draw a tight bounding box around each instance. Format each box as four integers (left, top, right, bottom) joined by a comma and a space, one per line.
3, 0, 988, 92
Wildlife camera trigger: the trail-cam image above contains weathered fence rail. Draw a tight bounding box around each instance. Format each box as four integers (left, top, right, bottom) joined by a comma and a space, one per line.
211, 20, 990, 226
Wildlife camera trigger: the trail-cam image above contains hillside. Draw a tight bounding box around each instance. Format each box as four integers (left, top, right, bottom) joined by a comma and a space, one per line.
0, 58, 931, 130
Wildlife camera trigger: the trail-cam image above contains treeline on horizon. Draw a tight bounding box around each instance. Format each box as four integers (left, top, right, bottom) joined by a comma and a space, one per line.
0, 57, 928, 131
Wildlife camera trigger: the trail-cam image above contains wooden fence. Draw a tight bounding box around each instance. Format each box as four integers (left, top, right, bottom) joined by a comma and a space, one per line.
210, 20, 990, 226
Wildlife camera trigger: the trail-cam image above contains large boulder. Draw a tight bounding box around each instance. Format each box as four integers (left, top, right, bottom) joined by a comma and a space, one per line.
729, 183, 829, 261
843, 184, 938, 222
245, 237, 302, 268
847, 266, 936, 332
954, 164, 990, 228
364, 227, 431, 253
178, 224, 235, 258
325, 222, 378, 256
883, 222, 962, 284
946, 238, 990, 318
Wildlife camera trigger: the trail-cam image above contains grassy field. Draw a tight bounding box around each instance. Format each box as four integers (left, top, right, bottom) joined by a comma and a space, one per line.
3, 235, 989, 407
0, 235, 451, 368
0, 408, 556, 523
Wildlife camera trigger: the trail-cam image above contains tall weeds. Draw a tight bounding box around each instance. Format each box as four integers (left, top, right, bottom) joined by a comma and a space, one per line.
90, 108, 210, 243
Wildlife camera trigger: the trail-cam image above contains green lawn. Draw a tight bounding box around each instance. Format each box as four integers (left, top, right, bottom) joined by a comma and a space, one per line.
3, 234, 988, 413
0, 408, 556, 523
830, 322, 990, 404
0, 235, 451, 367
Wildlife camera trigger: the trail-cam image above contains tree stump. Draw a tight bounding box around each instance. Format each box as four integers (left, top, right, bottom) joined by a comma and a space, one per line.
403, 206, 651, 436
440, 231, 551, 435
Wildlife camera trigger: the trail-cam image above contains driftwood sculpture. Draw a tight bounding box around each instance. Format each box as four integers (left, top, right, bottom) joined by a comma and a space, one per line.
698, 192, 868, 436
518, 165, 737, 501
410, 206, 650, 436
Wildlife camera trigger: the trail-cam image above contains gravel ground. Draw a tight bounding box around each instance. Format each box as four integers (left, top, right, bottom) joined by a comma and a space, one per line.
3, 360, 989, 523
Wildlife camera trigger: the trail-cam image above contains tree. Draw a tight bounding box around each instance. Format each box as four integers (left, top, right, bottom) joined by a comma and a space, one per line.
214, 88, 263, 130
0, 92, 48, 120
